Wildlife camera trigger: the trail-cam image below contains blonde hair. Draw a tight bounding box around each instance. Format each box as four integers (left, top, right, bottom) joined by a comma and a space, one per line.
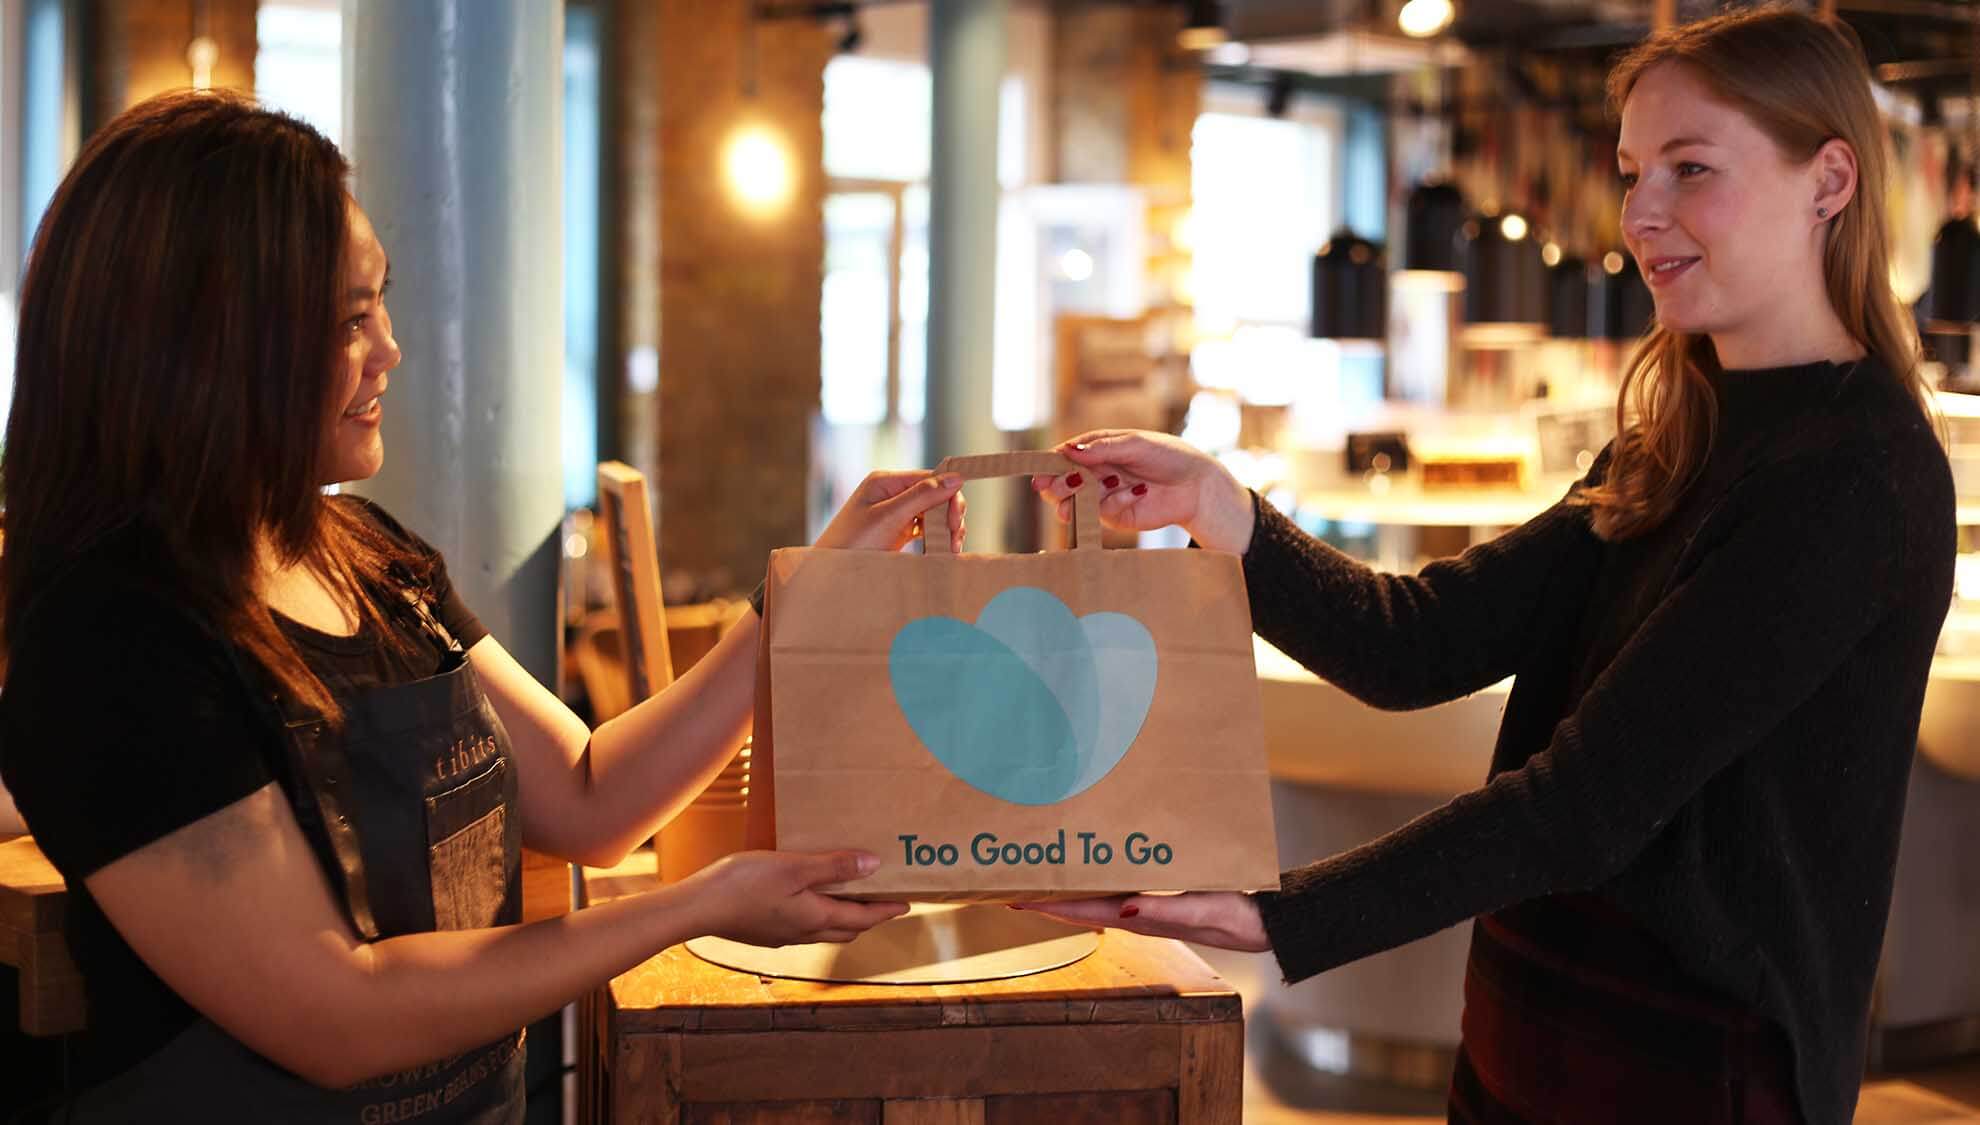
1581, 5, 1929, 540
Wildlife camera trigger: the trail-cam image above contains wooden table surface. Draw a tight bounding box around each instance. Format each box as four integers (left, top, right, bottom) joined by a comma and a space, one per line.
0, 833, 84, 1036
579, 851, 1244, 1123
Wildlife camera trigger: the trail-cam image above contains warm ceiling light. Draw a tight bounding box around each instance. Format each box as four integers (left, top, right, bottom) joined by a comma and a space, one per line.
724, 126, 793, 217
1398, 0, 1455, 38
1172, 209, 1198, 252
1603, 250, 1626, 275
1541, 241, 1562, 267
1500, 214, 1529, 242
1178, 0, 1228, 51
187, 35, 219, 90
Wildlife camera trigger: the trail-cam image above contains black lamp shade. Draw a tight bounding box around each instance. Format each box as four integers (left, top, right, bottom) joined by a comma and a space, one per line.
1588, 255, 1655, 340
1927, 216, 1980, 328
1460, 216, 1546, 327
1547, 256, 1590, 339
1404, 181, 1467, 272
1311, 230, 1387, 339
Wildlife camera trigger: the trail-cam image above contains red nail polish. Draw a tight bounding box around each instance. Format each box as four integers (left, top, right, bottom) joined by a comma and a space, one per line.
1119, 905, 1140, 919
1066, 473, 1084, 489
1103, 475, 1120, 489
1131, 483, 1148, 497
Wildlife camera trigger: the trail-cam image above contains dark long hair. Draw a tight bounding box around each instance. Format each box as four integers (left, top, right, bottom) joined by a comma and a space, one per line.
1580, 6, 1929, 540
3, 90, 424, 721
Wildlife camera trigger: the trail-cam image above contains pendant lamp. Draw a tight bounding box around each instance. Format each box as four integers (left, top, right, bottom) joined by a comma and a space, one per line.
1403, 181, 1467, 272
1926, 215, 1980, 330
1546, 252, 1591, 339
1588, 251, 1655, 340
1310, 229, 1388, 340
1460, 212, 1546, 334
1927, 29, 1980, 329
1178, 0, 1227, 51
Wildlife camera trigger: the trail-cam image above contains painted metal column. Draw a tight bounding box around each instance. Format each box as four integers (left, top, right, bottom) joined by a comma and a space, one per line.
925, 0, 1009, 549
343, 0, 564, 685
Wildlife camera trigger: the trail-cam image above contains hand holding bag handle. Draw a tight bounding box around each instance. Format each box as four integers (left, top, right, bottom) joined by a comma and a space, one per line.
922, 452, 1103, 554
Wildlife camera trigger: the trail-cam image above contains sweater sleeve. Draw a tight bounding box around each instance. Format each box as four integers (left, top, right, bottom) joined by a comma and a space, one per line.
1252, 452, 1907, 984
1243, 453, 1608, 711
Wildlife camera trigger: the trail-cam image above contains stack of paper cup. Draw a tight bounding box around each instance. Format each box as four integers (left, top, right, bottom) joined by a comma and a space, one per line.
658, 738, 751, 883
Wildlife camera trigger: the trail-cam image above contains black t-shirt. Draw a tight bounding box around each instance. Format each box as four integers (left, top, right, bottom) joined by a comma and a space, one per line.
0, 496, 489, 1087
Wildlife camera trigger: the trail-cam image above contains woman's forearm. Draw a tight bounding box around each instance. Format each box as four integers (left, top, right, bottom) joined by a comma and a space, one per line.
335, 881, 706, 1087
89, 783, 721, 1092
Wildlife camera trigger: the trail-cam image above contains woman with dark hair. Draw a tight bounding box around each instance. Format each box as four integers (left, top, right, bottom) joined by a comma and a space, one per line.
0, 90, 958, 1120
1028, 8, 1953, 1124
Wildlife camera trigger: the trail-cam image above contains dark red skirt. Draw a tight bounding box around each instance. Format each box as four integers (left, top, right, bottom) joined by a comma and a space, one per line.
1448, 895, 1803, 1125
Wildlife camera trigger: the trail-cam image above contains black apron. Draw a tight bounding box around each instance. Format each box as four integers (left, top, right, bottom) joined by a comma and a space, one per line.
63, 593, 527, 1124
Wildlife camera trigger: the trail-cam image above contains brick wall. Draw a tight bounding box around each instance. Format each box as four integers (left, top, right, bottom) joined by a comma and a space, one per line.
84, 0, 257, 129
654, 0, 831, 597
601, 0, 663, 506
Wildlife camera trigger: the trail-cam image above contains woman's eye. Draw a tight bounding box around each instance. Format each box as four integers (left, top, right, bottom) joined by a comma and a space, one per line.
345, 315, 368, 337
1618, 171, 1639, 189
1676, 162, 1708, 179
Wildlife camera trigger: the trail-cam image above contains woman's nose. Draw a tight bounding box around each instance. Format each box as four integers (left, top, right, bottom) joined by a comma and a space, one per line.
370, 309, 402, 372
372, 326, 402, 373
1622, 185, 1669, 242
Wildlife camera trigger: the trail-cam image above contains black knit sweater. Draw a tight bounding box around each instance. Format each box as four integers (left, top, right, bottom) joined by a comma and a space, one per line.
1245, 358, 1954, 1125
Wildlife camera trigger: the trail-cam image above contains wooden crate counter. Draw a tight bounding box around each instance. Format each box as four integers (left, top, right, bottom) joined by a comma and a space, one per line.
0, 833, 84, 1036
576, 851, 1244, 1124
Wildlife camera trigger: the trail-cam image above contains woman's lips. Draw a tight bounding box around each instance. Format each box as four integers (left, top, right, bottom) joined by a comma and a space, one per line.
1644, 256, 1700, 287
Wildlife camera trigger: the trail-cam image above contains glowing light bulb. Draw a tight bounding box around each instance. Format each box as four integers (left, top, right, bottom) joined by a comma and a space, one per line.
1500, 214, 1529, 242
1059, 248, 1095, 283
1398, 0, 1455, 38
1603, 251, 1626, 275
187, 36, 219, 91
1172, 209, 1198, 252
1541, 241, 1562, 267
724, 126, 793, 217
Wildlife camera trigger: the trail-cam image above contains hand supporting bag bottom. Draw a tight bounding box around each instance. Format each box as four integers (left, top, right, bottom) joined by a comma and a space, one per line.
746, 452, 1279, 902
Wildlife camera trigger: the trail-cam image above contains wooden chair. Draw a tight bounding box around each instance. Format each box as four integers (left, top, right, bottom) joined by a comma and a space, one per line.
593, 462, 675, 704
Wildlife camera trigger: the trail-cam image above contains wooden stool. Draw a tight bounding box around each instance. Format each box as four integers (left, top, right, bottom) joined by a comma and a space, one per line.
576, 852, 1243, 1124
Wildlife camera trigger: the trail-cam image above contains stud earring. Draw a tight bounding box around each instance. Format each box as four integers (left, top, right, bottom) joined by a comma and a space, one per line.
1816, 207, 1828, 218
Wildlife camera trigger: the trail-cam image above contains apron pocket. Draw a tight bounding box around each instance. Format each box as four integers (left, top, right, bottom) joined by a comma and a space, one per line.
427, 759, 512, 932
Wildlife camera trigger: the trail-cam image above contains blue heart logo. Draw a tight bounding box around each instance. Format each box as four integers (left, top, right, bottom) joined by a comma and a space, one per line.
888, 587, 1158, 806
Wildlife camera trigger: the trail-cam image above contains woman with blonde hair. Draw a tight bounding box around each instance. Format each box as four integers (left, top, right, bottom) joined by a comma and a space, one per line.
1028, 8, 1953, 1122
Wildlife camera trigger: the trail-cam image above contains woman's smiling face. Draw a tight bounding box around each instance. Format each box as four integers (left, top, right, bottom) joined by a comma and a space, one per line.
320, 201, 400, 486
1616, 61, 1830, 354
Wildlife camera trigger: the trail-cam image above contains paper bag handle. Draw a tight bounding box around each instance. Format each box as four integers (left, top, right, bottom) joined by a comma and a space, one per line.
923, 452, 1101, 554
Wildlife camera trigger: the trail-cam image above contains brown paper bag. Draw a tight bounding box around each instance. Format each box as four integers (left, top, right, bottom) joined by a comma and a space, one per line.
746, 452, 1279, 901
